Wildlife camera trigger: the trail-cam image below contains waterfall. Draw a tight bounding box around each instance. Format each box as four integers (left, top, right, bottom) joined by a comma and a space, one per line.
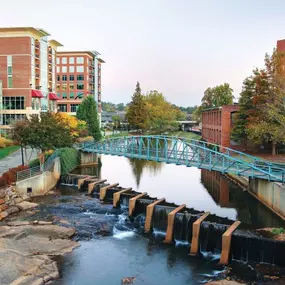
152, 205, 174, 233
60, 174, 79, 187
135, 199, 154, 216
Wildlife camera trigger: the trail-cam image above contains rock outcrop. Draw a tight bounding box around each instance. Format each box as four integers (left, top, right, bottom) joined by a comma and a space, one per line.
0, 223, 79, 285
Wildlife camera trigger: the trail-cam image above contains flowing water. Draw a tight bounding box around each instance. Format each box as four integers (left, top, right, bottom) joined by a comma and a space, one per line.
24, 155, 285, 284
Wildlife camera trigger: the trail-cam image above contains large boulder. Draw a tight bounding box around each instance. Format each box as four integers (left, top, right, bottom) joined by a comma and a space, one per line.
0, 249, 59, 285
16, 201, 38, 211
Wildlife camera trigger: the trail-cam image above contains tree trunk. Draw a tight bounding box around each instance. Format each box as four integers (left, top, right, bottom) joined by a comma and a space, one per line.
272, 141, 277, 156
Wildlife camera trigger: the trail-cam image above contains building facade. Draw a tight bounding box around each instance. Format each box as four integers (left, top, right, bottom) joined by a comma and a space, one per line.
56, 51, 104, 123
0, 27, 62, 133
201, 105, 239, 149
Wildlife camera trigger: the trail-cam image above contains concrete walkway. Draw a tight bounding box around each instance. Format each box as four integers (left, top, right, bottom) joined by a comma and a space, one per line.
0, 148, 37, 175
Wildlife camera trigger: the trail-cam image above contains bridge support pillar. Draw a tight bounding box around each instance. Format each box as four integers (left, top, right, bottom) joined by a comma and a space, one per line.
88, 179, 107, 195
144, 198, 165, 233
113, 188, 132, 207
99, 183, 119, 200
219, 221, 241, 265
189, 212, 210, 256
163, 204, 186, 244
129, 192, 147, 216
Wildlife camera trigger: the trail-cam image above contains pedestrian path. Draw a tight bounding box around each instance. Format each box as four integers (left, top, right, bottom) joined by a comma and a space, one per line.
0, 148, 37, 175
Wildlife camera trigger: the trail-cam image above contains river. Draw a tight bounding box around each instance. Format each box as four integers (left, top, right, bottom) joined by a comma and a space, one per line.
30, 155, 285, 284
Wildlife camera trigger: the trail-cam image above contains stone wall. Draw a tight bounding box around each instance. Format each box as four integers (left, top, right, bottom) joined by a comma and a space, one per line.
16, 157, 61, 197
249, 178, 285, 221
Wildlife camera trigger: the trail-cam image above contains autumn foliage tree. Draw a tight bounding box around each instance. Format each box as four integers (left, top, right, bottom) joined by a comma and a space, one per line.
231, 49, 285, 155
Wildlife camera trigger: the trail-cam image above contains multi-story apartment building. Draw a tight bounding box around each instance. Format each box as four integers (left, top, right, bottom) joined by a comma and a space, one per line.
0, 27, 62, 133
56, 51, 104, 123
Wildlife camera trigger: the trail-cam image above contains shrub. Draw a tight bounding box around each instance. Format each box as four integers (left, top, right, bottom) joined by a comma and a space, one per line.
0, 165, 28, 186
272, 228, 285, 235
0, 137, 14, 148
59, 148, 79, 175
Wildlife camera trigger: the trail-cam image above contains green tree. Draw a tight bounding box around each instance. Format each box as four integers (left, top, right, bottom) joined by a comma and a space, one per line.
77, 96, 102, 141
145, 90, 179, 130
117, 103, 125, 111
112, 114, 121, 130
126, 82, 148, 131
12, 112, 74, 165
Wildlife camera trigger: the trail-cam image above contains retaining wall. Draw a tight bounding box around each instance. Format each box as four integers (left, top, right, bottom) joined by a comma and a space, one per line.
16, 157, 61, 197
249, 178, 285, 221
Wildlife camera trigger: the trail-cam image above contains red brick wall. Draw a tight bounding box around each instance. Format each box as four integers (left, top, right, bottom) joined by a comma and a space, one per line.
0, 37, 31, 55
277, 39, 285, 52
202, 105, 239, 149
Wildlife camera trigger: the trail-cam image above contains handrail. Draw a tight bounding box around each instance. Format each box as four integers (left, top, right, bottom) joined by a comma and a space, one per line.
16, 149, 61, 181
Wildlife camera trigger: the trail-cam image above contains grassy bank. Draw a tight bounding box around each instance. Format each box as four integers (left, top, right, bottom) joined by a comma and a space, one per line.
0, 145, 20, 160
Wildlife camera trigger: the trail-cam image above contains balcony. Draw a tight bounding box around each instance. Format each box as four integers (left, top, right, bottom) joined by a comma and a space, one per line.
35, 42, 40, 49
35, 64, 40, 69
35, 53, 40, 59
49, 67, 52, 73
35, 73, 40, 79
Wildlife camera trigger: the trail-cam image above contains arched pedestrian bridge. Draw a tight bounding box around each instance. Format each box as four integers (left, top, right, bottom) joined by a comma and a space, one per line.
78, 135, 285, 183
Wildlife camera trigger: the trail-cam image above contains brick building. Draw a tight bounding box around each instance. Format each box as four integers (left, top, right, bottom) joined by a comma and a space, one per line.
201, 105, 239, 149
277, 39, 285, 51
56, 51, 104, 123
0, 27, 62, 133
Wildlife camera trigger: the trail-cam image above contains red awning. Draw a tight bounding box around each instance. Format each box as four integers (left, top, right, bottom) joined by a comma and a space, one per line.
31, 90, 44, 98
48, 93, 59, 100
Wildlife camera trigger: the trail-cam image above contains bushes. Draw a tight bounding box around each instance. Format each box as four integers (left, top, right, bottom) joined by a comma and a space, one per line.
59, 148, 79, 175
0, 137, 14, 148
0, 165, 28, 187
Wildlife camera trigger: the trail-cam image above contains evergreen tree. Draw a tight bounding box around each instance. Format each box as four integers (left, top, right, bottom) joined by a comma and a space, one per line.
126, 82, 148, 131
76, 96, 102, 141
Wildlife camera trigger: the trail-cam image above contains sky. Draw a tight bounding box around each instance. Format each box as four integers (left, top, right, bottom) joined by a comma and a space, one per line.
1, 0, 285, 106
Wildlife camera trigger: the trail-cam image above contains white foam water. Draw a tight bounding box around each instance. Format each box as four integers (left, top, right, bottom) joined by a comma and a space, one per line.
113, 227, 135, 239
152, 229, 166, 237
175, 240, 190, 247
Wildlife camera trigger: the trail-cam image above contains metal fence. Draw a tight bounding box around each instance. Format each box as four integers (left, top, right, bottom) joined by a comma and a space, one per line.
16, 150, 61, 182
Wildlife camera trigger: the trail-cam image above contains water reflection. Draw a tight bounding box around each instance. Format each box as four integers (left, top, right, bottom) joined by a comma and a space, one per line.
129, 158, 163, 187
74, 155, 284, 228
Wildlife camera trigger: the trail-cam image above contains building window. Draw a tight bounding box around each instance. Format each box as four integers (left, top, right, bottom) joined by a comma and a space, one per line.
69, 75, 74, 81
62, 75, 67, 81
69, 84, 74, 90
76, 57, 84, 64
62, 84, 67, 91
57, 93, 61, 98
77, 83, 84, 90
2, 97, 25, 110
62, 57, 67, 64
57, 75, 60, 81
62, 92, 67, 99
70, 92, 75, 99
77, 74, 84, 81
56, 58, 60, 64
31, 98, 40, 110
8, 76, 12, 88
2, 114, 25, 125
77, 92, 83, 99
58, 104, 67, 112
56, 84, 60, 92
69, 57, 74, 64
57, 66, 60, 73
71, 104, 79, 113
76, 66, 84, 72
62, 66, 67, 73
69, 66, 75, 72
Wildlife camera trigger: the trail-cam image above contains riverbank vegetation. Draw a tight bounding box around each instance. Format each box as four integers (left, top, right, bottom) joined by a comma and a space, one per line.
126, 82, 186, 133
231, 49, 285, 155
77, 96, 101, 141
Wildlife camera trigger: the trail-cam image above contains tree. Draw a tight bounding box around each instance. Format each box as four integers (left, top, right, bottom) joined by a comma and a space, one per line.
145, 90, 179, 130
77, 96, 102, 141
117, 103, 125, 111
195, 83, 234, 121
12, 112, 74, 165
246, 49, 285, 155
126, 82, 148, 131
112, 115, 121, 130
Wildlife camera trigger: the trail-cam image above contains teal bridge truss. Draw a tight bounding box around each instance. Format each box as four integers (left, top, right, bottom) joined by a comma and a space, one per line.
79, 135, 285, 183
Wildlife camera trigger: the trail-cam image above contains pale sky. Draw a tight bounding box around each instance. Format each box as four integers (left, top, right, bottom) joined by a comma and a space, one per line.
1, 0, 285, 106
